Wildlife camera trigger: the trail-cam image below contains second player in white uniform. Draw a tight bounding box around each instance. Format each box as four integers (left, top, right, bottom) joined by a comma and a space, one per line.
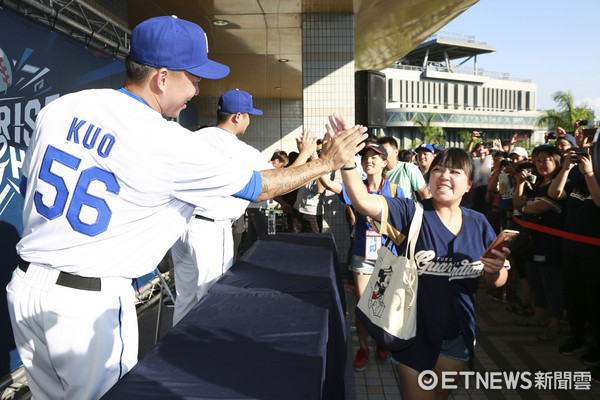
171, 89, 271, 325
171, 89, 318, 324
7, 16, 368, 400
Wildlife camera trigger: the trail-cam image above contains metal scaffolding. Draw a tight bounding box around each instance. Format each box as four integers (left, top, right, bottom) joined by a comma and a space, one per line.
0, 0, 130, 60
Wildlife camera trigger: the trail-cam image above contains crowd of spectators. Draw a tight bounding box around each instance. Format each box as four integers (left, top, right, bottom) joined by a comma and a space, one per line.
232, 119, 599, 389
463, 122, 599, 382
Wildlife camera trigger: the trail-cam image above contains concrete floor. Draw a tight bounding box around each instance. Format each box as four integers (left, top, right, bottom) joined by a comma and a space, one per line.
345, 279, 600, 400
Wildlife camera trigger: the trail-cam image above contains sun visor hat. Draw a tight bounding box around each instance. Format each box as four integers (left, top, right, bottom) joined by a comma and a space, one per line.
360, 143, 388, 159
129, 16, 230, 79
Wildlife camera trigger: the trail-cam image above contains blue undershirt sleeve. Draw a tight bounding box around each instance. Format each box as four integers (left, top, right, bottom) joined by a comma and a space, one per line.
234, 170, 262, 202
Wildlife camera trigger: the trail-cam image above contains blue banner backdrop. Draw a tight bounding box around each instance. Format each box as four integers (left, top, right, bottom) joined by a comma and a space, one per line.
0, 7, 125, 375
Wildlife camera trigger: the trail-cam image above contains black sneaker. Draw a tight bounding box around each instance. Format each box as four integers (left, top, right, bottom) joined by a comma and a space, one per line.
558, 337, 585, 355
580, 346, 600, 366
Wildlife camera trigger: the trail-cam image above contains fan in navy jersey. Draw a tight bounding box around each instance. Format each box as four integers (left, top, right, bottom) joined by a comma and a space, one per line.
335, 132, 510, 399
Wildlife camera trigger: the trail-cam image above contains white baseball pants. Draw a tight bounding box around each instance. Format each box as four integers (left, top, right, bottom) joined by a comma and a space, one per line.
170, 217, 234, 326
7, 263, 137, 400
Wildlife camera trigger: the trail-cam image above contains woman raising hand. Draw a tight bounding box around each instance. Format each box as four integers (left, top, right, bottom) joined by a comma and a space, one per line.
340, 143, 509, 399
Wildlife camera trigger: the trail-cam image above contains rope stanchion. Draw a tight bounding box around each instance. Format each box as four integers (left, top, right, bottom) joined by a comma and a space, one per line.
512, 214, 600, 246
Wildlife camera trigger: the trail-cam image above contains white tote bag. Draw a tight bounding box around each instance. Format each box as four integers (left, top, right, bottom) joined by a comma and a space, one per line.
356, 199, 423, 351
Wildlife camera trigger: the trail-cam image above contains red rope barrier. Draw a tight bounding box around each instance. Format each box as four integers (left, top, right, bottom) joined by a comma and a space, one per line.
512, 215, 600, 246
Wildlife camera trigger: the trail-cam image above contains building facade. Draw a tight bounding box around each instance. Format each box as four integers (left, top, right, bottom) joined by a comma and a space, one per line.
380, 32, 543, 148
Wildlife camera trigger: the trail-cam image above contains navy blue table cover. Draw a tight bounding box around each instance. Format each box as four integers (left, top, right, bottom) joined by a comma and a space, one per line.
103, 232, 347, 399
102, 291, 329, 399
215, 233, 347, 399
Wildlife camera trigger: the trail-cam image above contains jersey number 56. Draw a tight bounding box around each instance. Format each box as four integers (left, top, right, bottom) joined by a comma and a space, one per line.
35, 145, 120, 236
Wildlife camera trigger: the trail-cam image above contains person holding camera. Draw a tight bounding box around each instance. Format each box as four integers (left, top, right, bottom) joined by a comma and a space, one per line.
544, 126, 567, 144
513, 145, 566, 342
555, 134, 577, 155
485, 149, 527, 227
485, 150, 511, 232
486, 147, 533, 311
548, 149, 600, 367
467, 133, 501, 214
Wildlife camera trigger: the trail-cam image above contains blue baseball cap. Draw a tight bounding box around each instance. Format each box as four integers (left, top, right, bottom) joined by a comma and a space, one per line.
129, 16, 230, 79
218, 89, 263, 115
415, 143, 434, 153
557, 133, 577, 147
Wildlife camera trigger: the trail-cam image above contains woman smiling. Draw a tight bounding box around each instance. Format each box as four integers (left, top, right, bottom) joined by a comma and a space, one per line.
340, 144, 510, 399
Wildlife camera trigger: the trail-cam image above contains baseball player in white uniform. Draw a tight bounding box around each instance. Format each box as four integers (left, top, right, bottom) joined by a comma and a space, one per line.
171, 89, 316, 325
6, 15, 368, 400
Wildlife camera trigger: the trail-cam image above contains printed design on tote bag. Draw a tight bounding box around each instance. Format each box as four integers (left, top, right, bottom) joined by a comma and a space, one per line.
368, 265, 393, 317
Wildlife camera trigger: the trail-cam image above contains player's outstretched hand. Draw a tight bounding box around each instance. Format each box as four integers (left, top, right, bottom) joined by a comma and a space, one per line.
321, 114, 367, 171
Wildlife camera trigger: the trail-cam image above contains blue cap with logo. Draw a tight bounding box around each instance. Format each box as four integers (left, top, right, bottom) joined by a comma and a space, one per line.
218, 89, 263, 115
415, 143, 434, 153
129, 16, 230, 79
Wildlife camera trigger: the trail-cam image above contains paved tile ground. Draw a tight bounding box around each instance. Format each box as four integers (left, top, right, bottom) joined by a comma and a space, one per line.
345, 278, 600, 400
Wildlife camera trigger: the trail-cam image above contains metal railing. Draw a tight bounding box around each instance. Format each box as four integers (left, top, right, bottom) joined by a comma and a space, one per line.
426, 31, 488, 46
390, 62, 532, 83
0, 0, 130, 60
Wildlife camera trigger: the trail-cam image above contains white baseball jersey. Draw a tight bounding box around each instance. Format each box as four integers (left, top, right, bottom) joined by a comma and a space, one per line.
191, 126, 273, 220
17, 89, 254, 278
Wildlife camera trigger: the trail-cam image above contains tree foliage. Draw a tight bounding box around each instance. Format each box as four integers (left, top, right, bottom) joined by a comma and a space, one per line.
537, 90, 594, 131
458, 130, 472, 145
412, 113, 446, 144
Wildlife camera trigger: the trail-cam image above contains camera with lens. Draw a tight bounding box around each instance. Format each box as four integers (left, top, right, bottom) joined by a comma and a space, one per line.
547, 131, 557, 140
500, 158, 511, 167
525, 174, 537, 185
516, 161, 537, 185
573, 150, 589, 164
494, 151, 511, 167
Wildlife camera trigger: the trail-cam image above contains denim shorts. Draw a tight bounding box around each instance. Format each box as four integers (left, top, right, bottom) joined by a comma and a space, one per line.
391, 333, 470, 365
349, 254, 375, 275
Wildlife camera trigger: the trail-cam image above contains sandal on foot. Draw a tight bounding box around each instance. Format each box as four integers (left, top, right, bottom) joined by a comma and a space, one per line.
516, 317, 547, 327
537, 327, 560, 342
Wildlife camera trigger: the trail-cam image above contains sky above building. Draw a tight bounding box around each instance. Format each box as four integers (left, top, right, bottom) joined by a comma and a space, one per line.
439, 0, 600, 115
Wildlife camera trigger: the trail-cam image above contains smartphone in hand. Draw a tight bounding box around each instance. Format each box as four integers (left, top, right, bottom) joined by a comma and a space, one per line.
482, 229, 520, 259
